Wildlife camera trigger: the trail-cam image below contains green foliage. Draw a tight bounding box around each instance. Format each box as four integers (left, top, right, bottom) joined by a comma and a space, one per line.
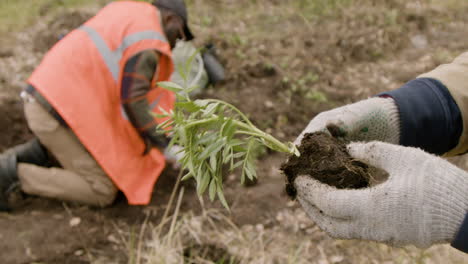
155, 53, 299, 210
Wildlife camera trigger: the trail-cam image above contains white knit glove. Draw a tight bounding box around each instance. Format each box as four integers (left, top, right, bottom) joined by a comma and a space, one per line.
295, 97, 400, 145
171, 41, 209, 97
164, 144, 184, 169
295, 141, 468, 248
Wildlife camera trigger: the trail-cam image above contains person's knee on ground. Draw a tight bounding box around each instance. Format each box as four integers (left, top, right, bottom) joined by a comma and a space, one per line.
17, 163, 118, 207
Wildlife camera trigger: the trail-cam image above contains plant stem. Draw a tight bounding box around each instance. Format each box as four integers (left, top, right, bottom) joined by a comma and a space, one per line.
234, 121, 293, 154
204, 99, 295, 153
185, 117, 219, 129
178, 101, 295, 154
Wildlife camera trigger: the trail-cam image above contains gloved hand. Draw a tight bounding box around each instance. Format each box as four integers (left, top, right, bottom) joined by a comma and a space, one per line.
295, 141, 468, 248
164, 144, 184, 169
295, 97, 400, 145
142, 128, 170, 155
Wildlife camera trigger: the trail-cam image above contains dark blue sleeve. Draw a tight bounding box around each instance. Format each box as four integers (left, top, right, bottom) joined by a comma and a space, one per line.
379, 78, 463, 155
451, 213, 468, 253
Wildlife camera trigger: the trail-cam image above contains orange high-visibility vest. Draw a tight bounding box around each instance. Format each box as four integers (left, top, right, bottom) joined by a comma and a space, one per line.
28, 1, 175, 205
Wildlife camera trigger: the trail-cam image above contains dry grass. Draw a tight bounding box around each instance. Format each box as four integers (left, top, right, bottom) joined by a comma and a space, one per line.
131, 195, 468, 264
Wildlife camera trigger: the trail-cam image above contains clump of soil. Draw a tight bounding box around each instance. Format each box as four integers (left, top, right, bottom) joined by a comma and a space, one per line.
281, 132, 373, 199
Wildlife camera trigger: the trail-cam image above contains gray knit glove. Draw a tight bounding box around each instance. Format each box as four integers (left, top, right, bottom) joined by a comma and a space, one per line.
295, 97, 400, 145
164, 144, 184, 169
171, 41, 209, 96
295, 141, 468, 248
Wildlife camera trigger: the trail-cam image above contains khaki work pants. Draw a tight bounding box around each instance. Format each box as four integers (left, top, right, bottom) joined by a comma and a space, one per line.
18, 95, 118, 207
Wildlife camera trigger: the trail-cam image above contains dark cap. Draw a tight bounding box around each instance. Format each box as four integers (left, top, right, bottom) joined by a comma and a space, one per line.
153, 0, 194, 41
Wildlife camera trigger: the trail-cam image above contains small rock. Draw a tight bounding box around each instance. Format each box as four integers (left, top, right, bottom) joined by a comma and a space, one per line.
53, 214, 64, 219
276, 212, 284, 222
264, 100, 274, 108
107, 234, 120, 244
331, 255, 344, 263
74, 249, 84, 256
31, 211, 41, 216
69, 217, 81, 227
227, 174, 237, 182
411, 35, 428, 49
255, 224, 264, 231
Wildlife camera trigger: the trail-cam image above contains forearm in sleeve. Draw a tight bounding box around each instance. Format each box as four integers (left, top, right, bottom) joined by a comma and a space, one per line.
417, 51, 468, 156
121, 50, 169, 148
380, 78, 462, 155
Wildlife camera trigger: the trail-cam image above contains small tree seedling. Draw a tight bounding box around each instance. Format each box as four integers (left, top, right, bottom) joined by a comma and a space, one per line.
154, 52, 299, 209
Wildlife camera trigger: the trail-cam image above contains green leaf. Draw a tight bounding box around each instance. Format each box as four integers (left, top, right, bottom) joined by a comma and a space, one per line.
194, 99, 210, 108
222, 153, 233, 165
177, 63, 187, 81
186, 156, 196, 176
175, 93, 187, 102
232, 152, 245, 159
157, 81, 184, 92
156, 118, 173, 130
175, 101, 200, 113
199, 138, 225, 160
222, 145, 231, 163
217, 185, 230, 210
209, 153, 218, 173
221, 118, 237, 140
197, 132, 218, 146
186, 85, 200, 94
241, 138, 258, 182
203, 103, 219, 117
195, 165, 203, 183
209, 179, 217, 201
198, 170, 211, 195
157, 106, 171, 116
181, 172, 193, 181
232, 160, 244, 170
232, 144, 247, 152
178, 127, 188, 145
245, 162, 256, 180
229, 139, 244, 147
150, 113, 169, 119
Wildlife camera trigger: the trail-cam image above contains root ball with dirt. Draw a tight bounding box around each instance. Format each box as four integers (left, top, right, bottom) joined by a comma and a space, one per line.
282, 132, 374, 198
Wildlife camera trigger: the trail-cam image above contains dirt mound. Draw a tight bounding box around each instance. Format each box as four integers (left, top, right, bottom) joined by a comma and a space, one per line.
282, 132, 372, 198
0, 98, 31, 151
33, 10, 93, 53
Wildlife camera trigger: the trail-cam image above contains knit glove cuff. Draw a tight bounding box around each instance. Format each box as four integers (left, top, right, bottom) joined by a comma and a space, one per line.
426, 163, 468, 243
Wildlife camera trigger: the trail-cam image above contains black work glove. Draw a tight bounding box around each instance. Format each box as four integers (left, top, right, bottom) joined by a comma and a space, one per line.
202, 44, 225, 85
142, 128, 170, 155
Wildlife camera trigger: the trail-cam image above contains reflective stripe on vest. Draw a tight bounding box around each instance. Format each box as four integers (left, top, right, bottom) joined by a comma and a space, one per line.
78, 25, 167, 82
